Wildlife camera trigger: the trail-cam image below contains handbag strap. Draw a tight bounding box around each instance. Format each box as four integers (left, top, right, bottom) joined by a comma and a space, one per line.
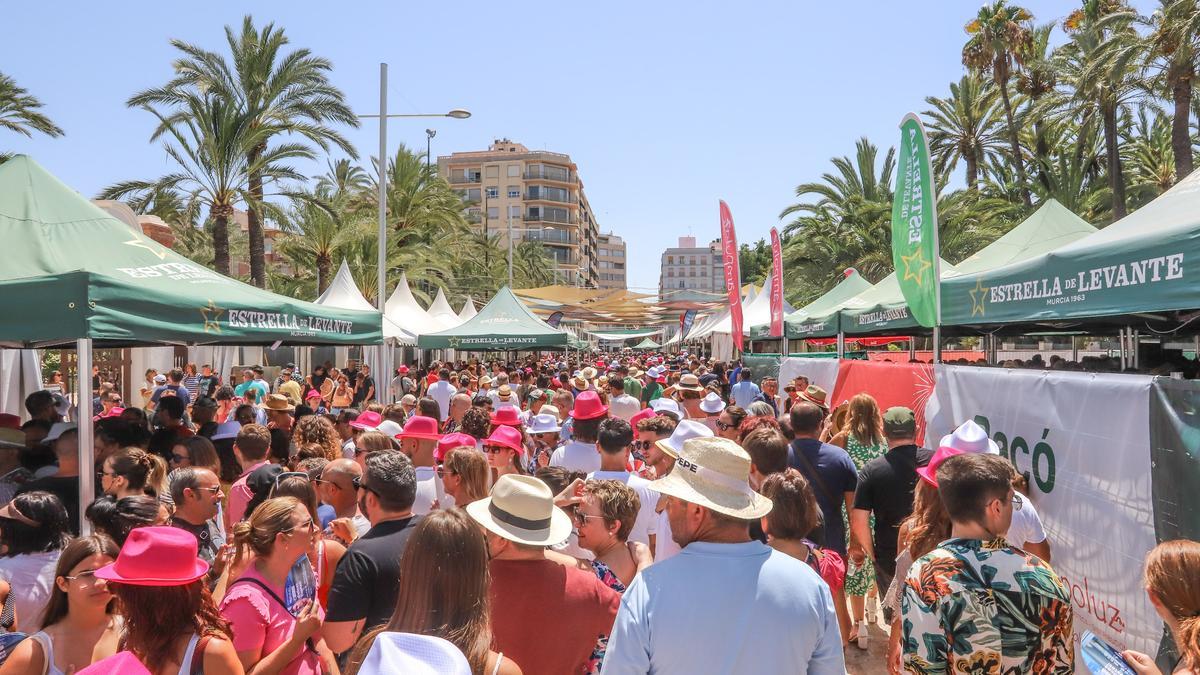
228, 578, 316, 653
189, 635, 212, 675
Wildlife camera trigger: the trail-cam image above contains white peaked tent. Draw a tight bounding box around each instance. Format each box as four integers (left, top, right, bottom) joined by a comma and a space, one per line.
458, 298, 477, 322
384, 272, 445, 338
315, 262, 414, 343
426, 288, 462, 330
690, 274, 793, 360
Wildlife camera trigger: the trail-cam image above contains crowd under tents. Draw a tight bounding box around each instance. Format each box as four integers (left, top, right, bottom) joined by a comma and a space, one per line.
417, 286, 569, 351
0, 155, 385, 530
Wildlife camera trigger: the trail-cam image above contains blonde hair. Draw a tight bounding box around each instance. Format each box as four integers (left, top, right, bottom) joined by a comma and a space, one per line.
582, 479, 640, 542
1146, 540, 1200, 668
355, 431, 397, 454
230, 496, 303, 570
110, 447, 168, 499
293, 415, 340, 461
846, 393, 883, 447
443, 448, 488, 504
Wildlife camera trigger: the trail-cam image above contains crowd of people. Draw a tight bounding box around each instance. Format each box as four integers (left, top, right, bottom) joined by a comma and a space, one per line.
0, 353, 1193, 674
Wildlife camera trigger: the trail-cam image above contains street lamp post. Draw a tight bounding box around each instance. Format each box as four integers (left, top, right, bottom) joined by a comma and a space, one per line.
358, 62, 470, 312
425, 128, 436, 171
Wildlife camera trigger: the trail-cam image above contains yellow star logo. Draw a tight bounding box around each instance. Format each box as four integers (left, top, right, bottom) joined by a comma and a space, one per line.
900, 249, 933, 287
200, 300, 224, 334
123, 234, 169, 260
969, 278, 989, 317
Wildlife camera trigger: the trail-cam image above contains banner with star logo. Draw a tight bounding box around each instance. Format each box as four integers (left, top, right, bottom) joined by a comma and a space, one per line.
891, 113, 940, 328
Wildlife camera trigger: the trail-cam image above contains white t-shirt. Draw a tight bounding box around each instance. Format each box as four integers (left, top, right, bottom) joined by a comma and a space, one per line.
549, 441, 601, 474
0, 550, 60, 628
608, 394, 642, 422
1007, 493, 1048, 547
654, 505, 681, 561
427, 381, 457, 421
588, 470, 659, 547
412, 466, 445, 515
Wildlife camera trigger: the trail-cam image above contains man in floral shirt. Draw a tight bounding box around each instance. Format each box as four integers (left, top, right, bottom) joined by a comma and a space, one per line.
902, 453, 1073, 675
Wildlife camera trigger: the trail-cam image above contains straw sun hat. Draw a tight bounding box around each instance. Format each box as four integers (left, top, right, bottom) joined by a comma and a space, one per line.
466, 474, 572, 546
649, 436, 773, 520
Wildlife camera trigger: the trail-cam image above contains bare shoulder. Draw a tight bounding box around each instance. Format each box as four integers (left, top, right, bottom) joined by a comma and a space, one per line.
488, 650, 525, 675
0, 635, 42, 675
202, 636, 245, 674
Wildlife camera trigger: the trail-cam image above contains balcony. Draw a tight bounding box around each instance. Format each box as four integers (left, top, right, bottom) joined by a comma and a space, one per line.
449, 174, 482, 184
524, 190, 577, 205
525, 212, 576, 225
524, 168, 574, 183
522, 228, 577, 245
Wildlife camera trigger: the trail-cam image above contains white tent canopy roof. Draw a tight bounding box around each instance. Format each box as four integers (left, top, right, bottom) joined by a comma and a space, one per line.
384, 272, 445, 337
315, 261, 414, 343
458, 298, 478, 321
427, 287, 462, 330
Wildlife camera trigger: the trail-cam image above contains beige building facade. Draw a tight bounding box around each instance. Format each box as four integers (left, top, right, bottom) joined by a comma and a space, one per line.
596, 233, 627, 289
659, 236, 726, 298
439, 139, 599, 287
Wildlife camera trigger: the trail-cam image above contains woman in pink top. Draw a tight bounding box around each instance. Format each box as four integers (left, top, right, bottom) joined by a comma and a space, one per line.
219, 497, 334, 675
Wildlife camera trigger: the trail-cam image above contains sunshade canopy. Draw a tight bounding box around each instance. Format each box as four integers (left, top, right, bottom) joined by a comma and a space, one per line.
942, 177, 1200, 326
417, 286, 568, 350
632, 337, 661, 350
0, 156, 382, 348
384, 272, 444, 337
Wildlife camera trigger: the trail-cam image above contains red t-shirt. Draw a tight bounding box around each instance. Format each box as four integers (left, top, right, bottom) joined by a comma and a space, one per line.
489, 558, 620, 675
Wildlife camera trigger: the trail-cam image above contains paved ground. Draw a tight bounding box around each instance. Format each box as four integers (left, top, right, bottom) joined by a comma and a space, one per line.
844, 611, 891, 675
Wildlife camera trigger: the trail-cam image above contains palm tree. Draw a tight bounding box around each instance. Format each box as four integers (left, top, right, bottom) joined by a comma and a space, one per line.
128, 15, 359, 288
99, 93, 309, 275
316, 158, 371, 196
923, 74, 1007, 188
0, 71, 63, 159
1147, 0, 1200, 181
1015, 23, 1060, 190
1062, 0, 1143, 220
1124, 105, 1178, 203
963, 1, 1035, 205
277, 188, 366, 294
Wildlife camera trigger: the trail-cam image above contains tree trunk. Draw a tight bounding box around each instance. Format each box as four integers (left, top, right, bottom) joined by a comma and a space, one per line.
1103, 104, 1127, 221
317, 255, 330, 295
1034, 119, 1051, 192
212, 206, 231, 276
1171, 65, 1194, 183
996, 69, 1031, 206
965, 152, 979, 190
247, 144, 266, 289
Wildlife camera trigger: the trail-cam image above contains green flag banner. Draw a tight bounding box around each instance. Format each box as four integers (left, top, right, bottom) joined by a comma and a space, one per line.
891, 113, 940, 328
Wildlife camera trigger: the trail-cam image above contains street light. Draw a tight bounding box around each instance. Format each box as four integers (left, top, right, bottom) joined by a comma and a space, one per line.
425, 129, 436, 170
357, 63, 471, 312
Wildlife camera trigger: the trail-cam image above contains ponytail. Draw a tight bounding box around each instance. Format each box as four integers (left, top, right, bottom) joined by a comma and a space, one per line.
1178, 615, 1200, 669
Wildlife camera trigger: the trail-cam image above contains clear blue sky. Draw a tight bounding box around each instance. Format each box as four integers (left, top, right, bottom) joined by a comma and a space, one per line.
2, 0, 1153, 294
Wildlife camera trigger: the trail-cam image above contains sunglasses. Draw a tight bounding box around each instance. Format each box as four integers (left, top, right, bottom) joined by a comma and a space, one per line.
170, 453, 189, 464
351, 474, 379, 495
281, 517, 318, 536
571, 510, 606, 525
63, 569, 103, 584
633, 440, 652, 451
716, 421, 734, 431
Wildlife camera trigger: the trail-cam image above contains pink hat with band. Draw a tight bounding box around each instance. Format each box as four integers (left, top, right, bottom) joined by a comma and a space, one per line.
437, 432, 478, 462
396, 415, 443, 441
94, 526, 209, 587
629, 407, 656, 427
484, 425, 524, 454
490, 407, 522, 428
916, 446, 967, 488
570, 390, 609, 421
350, 410, 382, 431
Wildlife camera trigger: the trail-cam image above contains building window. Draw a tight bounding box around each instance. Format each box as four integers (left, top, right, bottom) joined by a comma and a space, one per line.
467, 170, 482, 182
485, 166, 499, 178
486, 186, 498, 199
508, 164, 520, 177
466, 188, 481, 201
667, 256, 674, 265
701, 268, 707, 276
668, 269, 674, 277
488, 206, 499, 219
508, 186, 520, 198
452, 169, 465, 181
509, 205, 521, 218
679, 280, 685, 288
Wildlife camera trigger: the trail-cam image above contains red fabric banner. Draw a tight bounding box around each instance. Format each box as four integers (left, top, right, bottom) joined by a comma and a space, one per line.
769, 227, 784, 338
719, 200, 744, 353
829, 360, 935, 444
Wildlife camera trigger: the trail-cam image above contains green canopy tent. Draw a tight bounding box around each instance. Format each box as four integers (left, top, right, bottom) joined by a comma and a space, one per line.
632, 337, 661, 350
941, 176, 1200, 329
749, 268, 875, 340
417, 286, 568, 350
837, 259, 957, 336
0, 156, 384, 532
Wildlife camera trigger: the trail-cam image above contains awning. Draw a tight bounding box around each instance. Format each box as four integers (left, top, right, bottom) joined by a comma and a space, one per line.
417, 286, 568, 350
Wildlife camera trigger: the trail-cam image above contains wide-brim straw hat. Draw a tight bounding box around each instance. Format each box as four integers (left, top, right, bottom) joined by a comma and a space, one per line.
796, 385, 829, 411
674, 374, 704, 392
263, 394, 295, 412
466, 474, 573, 546
649, 436, 773, 519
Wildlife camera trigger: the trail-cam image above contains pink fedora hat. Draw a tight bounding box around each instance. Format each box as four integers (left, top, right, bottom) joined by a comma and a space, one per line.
94, 526, 209, 586
436, 432, 478, 463
570, 390, 609, 421
350, 410, 382, 431
490, 407, 522, 428
484, 425, 524, 454
396, 415, 443, 441
916, 446, 967, 488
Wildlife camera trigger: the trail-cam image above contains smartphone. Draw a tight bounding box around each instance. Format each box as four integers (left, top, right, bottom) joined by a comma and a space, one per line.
1080, 630, 1136, 675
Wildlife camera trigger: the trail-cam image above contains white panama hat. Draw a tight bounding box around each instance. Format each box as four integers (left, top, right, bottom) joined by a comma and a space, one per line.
655, 419, 714, 459
466, 474, 573, 546
649, 436, 773, 519
699, 391, 726, 414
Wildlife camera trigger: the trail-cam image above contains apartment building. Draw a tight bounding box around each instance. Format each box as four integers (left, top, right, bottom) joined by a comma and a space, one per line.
658, 236, 726, 298
438, 139, 600, 287
596, 233, 627, 289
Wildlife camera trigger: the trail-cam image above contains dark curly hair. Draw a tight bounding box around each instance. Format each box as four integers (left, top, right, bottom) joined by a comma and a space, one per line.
461, 407, 491, 440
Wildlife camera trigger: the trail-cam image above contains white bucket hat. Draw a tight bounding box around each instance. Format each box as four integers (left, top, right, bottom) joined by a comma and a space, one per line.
649, 436, 773, 519
656, 419, 714, 459
649, 397, 682, 416
525, 413, 561, 434
699, 391, 726, 414
466, 474, 573, 546
938, 420, 1000, 455
356, 633, 472, 675
375, 420, 404, 438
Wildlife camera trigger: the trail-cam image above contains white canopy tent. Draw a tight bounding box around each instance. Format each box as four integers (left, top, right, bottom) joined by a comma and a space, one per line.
384, 272, 445, 338
426, 287, 463, 330
688, 274, 792, 360
458, 298, 478, 322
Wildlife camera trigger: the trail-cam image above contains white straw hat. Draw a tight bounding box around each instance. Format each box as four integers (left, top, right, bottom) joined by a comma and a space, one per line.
699, 391, 726, 414
525, 413, 561, 434
466, 474, 573, 546
938, 420, 1000, 455
649, 436, 773, 519
655, 419, 713, 459
649, 397, 682, 416
357, 633, 472, 675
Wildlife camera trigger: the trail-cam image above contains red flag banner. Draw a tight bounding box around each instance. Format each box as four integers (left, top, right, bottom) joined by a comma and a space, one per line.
719, 200, 744, 353
769, 227, 784, 338
829, 360, 935, 444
